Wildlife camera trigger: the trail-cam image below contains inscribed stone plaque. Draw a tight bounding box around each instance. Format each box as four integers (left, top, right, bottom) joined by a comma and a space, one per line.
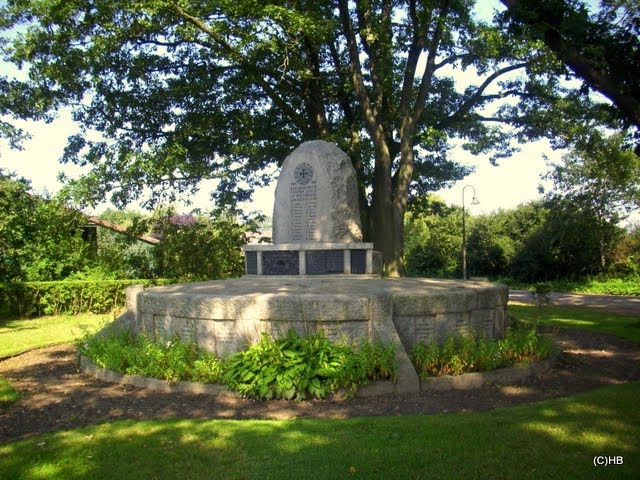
350, 249, 367, 274
245, 251, 258, 275
456, 314, 473, 337
415, 316, 436, 344
272, 140, 363, 243
306, 249, 344, 275
214, 320, 239, 356
262, 251, 299, 275
174, 317, 195, 343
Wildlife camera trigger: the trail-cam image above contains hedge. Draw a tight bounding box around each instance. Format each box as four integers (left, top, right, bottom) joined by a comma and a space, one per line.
0, 279, 176, 318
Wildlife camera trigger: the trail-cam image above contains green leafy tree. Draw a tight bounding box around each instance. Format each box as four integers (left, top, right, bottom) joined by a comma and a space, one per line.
91, 209, 157, 279
0, 0, 626, 275
609, 225, 640, 276
511, 197, 623, 281
465, 218, 511, 277
465, 202, 549, 278
0, 170, 92, 282
544, 132, 640, 268
404, 195, 462, 277
152, 209, 253, 280
500, 0, 640, 136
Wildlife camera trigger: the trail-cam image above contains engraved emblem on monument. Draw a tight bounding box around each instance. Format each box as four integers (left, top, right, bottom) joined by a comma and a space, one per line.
294, 162, 314, 185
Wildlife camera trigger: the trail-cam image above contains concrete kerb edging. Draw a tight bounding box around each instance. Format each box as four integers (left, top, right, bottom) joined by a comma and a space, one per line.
78, 355, 241, 398
418, 354, 557, 392
78, 350, 557, 398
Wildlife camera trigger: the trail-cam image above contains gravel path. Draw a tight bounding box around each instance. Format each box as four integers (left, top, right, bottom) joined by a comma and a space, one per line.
509, 290, 640, 316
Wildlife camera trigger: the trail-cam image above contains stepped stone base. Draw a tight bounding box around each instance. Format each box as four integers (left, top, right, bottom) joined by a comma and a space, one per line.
122, 277, 509, 395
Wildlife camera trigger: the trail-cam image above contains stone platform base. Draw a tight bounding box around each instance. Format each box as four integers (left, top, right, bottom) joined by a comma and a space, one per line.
124, 277, 509, 394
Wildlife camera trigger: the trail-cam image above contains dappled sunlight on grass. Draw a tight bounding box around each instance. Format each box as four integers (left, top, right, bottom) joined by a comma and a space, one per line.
0, 314, 112, 357
538, 408, 560, 418
523, 419, 634, 452
549, 318, 595, 327
508, 305, 640, 343
2, 383, 638, 479
516, 386, 639, 455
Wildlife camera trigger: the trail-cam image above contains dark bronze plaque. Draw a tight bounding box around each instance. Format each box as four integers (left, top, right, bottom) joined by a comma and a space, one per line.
245, 251, 258, 275
350, 249, 366, 274
306, 250, 344, 275
262, 251, 299, 275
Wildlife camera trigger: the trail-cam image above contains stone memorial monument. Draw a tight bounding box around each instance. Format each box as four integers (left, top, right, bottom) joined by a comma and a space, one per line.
243, 140, 382, 275
95, 140, 510, 396
272, 140, 362, 243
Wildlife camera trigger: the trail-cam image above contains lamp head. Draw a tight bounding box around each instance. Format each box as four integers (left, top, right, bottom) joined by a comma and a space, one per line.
471, 196, 479, 206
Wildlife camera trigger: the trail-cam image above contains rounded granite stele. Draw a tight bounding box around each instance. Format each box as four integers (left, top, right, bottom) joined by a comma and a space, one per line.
272, 140, 363, 244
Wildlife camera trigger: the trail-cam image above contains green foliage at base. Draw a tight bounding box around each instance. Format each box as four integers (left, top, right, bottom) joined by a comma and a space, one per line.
411, 325, 553, 379
223, 330, 396, 401
78, 331, 225, 384
0, 377, 19, 412
78, 329, 397, 400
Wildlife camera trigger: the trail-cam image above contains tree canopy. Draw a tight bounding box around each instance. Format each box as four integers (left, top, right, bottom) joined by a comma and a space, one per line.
0, 170, 91, 282
0, 0, 632, 275
500, 0, 640, 138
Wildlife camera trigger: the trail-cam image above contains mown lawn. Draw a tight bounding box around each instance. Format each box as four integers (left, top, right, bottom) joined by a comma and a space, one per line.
0, 382, 637, 479
0, 314, 111, 358
508, 304, 640, 343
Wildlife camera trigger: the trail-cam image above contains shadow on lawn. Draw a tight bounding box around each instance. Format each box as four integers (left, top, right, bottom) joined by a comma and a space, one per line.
1, 383, 639, 480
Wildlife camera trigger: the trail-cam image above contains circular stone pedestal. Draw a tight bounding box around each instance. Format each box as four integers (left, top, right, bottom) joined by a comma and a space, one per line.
127, 277, 508, 394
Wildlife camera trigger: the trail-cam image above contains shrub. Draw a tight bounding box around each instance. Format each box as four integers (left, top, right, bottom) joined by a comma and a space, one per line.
411, 325, 553, 379
0, 279, 175, 318
78, 330, 225, 384
223, 330, 396, 401
79, 328, 397, 401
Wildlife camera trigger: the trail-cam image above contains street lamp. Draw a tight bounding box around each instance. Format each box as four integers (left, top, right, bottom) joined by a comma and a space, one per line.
462, 185, 479, 280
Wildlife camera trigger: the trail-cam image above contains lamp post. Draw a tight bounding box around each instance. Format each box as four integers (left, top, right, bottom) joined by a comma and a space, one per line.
462, 185, 479, 280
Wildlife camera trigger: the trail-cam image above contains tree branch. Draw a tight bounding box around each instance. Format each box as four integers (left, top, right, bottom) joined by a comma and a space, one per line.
411, 0, 451, 125
399, 0, 431, 117
337, 0, 384, 141
500, 0, 640, 127
170, 4, 311, 134
436, 63, 527, 128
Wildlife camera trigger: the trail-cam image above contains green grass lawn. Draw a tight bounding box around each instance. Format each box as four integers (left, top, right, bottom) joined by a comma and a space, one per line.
497, 276, 640, 296
0, 314, 111, 358
0, 377, 18, 412
1, 382, 637, 479
508, 305, 640, 343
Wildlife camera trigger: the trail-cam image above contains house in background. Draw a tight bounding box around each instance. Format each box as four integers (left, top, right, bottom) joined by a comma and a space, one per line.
82, 216, 159, 247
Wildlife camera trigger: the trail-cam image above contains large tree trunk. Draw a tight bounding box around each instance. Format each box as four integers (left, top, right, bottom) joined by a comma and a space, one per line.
338, 0, 401, 276
370, 144, 399, 276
